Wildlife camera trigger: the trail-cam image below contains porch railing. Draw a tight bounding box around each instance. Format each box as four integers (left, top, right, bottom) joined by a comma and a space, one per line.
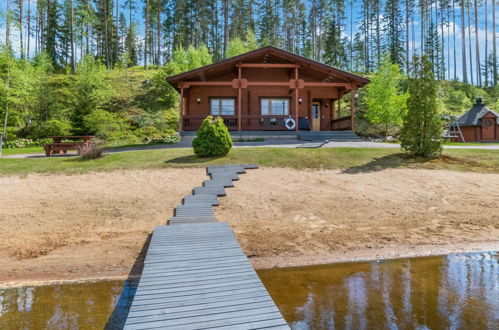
183, 115, 238, 130
182, 114, 290, 131
331, 116, 352, 130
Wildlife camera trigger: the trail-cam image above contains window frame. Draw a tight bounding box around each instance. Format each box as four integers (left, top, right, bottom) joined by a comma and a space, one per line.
209, 97, 236, 116
259, 97, 290, 116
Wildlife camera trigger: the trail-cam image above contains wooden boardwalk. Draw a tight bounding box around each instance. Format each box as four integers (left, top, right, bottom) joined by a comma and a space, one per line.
123, 165, 289, 329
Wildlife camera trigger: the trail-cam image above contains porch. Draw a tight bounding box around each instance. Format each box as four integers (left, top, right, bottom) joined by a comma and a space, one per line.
181, 109, 355, 132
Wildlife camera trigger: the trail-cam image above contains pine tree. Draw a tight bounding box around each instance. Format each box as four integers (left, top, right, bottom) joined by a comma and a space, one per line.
384, 0, 405, 68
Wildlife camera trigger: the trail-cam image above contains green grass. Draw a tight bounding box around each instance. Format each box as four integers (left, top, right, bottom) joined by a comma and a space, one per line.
0, 147, 498, 176
443, 142, 499, 146
1, 146, 44, 156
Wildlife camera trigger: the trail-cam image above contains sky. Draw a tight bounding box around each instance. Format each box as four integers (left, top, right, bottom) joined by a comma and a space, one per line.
0, 0, 497, 83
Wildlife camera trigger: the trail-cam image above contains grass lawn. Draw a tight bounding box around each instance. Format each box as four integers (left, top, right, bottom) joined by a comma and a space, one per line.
0, 147, 498, 176
443, 142, 499, 146
1, 146, 44, 156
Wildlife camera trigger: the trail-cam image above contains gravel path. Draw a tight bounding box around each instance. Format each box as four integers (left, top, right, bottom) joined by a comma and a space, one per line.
2, 138, 498, 159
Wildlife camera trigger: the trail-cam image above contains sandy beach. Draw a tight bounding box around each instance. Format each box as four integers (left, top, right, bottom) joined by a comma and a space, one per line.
0, 167, 498, 287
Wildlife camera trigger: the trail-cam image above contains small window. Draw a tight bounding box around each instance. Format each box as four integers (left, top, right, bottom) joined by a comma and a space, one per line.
261, 99, 289, 115
211, 99, 235, 115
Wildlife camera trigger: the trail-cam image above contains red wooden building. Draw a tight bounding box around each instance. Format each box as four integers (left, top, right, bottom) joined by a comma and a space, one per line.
456, 98, 499, 142
167, 46, 369, 134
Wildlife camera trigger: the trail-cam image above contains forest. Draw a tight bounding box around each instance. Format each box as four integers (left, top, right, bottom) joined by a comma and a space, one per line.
0, 0, 498, 146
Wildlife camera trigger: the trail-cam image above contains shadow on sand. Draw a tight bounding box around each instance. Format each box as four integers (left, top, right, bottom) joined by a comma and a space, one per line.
342, 153, 428, 174
104, 234, 152, 330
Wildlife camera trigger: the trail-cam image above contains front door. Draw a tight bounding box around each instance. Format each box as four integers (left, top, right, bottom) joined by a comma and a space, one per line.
482, 117, 496, 140
311, 102, 321, 131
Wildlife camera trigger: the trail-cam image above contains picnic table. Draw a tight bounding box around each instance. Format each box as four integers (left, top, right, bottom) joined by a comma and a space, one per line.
44, 136, 95, 156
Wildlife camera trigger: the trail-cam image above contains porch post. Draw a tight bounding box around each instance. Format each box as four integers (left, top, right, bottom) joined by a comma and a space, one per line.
337, 98, 341, 118
350, 88, 356, 131
294, 67, 299, 131
238, 66, 242, 131
179, 86, 184, 132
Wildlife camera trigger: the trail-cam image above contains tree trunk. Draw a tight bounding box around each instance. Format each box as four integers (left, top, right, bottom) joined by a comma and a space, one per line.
115, 0, 119, 64
474, 0, 482, 85
70, 0, 75, 73
350, 0, 353, 71
223, 0, 228, 57
144, 0, 149, 69
27, 0, 30, 59
484, 0, 489, 85
419, 1, 426, 56
453, 0, 457, 79
493, 0, 497, 85
157, 0, 161, 65
19, 0, 24, 58
104, 0, 110, 68
467, 5, 473, 84
406, 0, 410, 73
460, 0, 467, 82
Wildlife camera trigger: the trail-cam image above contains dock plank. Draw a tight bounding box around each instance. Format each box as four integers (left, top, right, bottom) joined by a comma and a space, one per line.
124, 223, 287, 329
123, 164, 288, 329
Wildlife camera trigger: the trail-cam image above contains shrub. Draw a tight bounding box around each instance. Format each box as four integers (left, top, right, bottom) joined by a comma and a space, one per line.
32, 120, 72, 138
192, 116, 232, 157
83, 109, 127, 141
400, 56, 442, 158
3, 138, 53, 149
79, 142, 104, 159
162, 132, 181, 144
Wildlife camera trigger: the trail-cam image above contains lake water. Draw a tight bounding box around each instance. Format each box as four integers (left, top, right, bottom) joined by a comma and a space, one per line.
0, 252, 497, 329
258, 252, 498, 329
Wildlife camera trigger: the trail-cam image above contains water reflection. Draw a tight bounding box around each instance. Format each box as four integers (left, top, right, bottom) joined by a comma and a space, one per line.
0, 280, 135, 330
258, 252, 499, 330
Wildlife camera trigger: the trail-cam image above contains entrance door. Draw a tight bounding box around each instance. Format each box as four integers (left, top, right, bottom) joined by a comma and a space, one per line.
482, 118, 496, 139
311, 102, 321, 131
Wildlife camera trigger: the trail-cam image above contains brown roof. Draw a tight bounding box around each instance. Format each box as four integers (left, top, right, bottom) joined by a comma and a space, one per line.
167, 46, 370, 88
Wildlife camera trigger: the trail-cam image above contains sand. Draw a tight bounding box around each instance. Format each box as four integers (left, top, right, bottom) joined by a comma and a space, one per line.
0, 167, 498, 287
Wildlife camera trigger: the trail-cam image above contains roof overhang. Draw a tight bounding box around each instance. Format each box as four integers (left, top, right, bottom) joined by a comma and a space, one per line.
166, 46, 370, 91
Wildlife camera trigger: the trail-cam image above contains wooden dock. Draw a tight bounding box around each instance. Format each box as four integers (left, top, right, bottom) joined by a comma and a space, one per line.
123, 165, 288, 329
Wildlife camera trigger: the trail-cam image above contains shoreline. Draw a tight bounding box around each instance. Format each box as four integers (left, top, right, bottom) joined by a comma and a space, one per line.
1, 242, 496, 289
249, 241, 499, 269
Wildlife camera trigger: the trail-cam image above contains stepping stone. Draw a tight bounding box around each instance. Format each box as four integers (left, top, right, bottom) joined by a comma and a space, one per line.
210, 173, 239, 181
167, 216, 218, 225
183, 195, 219, 206
203, 179, 234, 188
207, 165, 246, 174
193, 186, 226, 196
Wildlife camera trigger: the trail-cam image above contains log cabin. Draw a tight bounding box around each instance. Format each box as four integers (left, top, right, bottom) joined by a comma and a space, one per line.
455, 98, 499, 142
166, 46, 370, 139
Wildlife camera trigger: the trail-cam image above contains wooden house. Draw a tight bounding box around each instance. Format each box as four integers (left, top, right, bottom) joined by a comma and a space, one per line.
166, 46, 370, 135
456, 98, 499, 142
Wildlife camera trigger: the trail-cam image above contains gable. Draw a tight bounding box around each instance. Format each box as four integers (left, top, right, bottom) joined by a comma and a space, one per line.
167, 46, 369, 89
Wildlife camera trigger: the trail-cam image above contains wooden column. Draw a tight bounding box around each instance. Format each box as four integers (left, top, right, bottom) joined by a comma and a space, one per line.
350, 88, 356, 131
179, 87, 184, 131
294, 67, 299, 131
330, 98, 334, 130
337, 98, 341, 118
237, 66, 242, 131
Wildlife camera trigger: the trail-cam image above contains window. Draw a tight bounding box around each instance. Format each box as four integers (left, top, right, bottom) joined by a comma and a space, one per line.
211, 99, 235, 115
261, 99, 289, 115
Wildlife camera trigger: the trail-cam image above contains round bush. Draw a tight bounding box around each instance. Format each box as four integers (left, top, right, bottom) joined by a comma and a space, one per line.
192, 116, 232, 157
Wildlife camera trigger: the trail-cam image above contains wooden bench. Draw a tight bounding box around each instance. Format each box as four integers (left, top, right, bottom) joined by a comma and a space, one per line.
44, 136, 94, 156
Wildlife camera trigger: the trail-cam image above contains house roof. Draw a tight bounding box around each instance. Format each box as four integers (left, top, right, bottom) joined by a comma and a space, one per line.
166, 46, 370, 88
457, 99, 499, 126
